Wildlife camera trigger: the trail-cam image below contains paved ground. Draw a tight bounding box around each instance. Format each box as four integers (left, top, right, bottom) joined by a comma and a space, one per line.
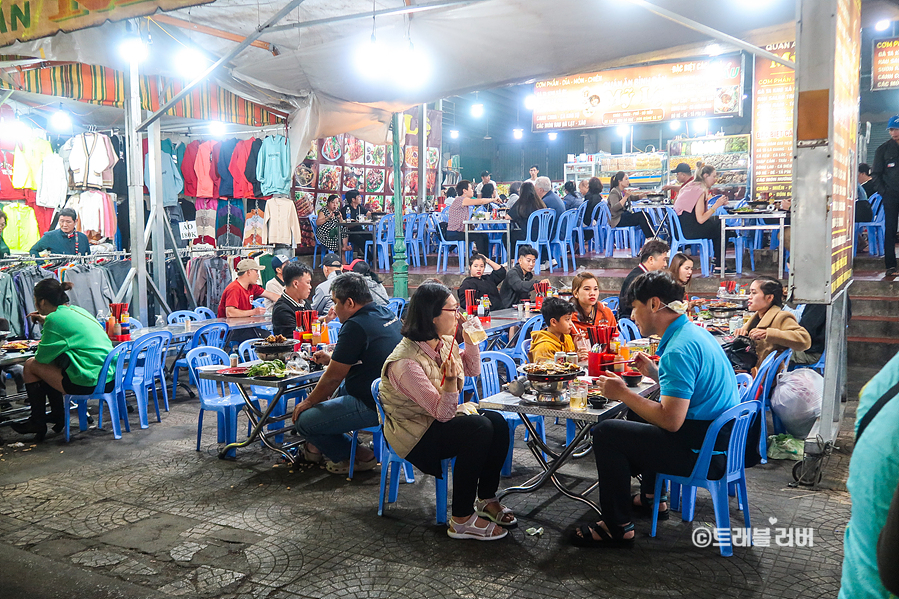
0, 366, 878, 599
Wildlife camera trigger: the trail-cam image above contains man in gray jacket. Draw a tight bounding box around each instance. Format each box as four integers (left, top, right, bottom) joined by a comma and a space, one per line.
311, 253, 343, 315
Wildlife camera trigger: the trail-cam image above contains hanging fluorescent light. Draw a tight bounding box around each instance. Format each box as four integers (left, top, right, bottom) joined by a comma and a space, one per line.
669, 120, 681, 131
209, 121, 226, 137
616, 124, 630, 137
548, 132, 558, 141
524, 94, 536, 110
395, 40, 430, 88
471, 103, 485, 118
693, 119, 708, 134
876, 19, 890, 32
513, 128, 523, 140
10, 119, 32, 141
50, 105, 72, 132
450, 129, 459, 139
176, 48, 209, 78
705, 43, 723, 56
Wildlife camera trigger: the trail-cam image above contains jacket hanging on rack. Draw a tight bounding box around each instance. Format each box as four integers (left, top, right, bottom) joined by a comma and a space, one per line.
144, 152, 184, 207
12, 138, 52, 190
182, 140, 200, 197
262, 195, 301, 245
35, 153, 68, 209
216, 199, 245, 248
229, 138, 255, 199
67, 133, 118, 190
0, 148, 27, 200
244, 138, 264, 198
194, 141, 216, 198
244, 199, 266, 246
217, 138, 240, 198
2, 203, 40, 251
194, 198, 217, 246
255, 135, 291, 196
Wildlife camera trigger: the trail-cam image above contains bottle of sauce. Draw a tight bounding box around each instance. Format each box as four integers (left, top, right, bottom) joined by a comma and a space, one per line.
311, 322, 321, 345
320, 321, 330, 344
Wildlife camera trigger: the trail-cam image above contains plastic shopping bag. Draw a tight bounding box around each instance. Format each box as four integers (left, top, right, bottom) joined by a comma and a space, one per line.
767, 433, 804, 461
770, 368, 824, 439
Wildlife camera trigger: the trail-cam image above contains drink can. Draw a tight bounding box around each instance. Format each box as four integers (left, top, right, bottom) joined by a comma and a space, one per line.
554, 351, 568, 364
566, 352, 579, 364
516, 304, 524, 318
300, 343, 313, 356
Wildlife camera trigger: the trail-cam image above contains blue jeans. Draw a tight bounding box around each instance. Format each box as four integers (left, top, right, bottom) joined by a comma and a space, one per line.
293, 393, 379, 462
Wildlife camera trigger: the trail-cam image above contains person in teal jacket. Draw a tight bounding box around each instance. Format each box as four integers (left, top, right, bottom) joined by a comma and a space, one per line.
29, 208, 90, 256
0, 211, 10, 257
255, 135, 291, 196
11, 279, 114, 441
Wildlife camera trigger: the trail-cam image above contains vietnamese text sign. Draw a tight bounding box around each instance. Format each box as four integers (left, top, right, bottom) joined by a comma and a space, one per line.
752, 41, 795, 202
0, 0, 213, 47
872, 36, 899, 91
831, 0, 861, 295
532, 54, 744, 132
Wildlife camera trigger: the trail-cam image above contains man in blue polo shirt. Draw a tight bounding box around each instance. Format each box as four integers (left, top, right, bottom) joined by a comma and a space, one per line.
571, 270, 738, 548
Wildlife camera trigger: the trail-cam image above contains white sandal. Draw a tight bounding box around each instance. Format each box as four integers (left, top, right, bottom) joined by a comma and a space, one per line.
475, 498, 518, 527
447, 513, 508, 541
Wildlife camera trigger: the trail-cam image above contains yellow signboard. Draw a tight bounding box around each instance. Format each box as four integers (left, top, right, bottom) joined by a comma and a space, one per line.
752, 41, 795, 202
0, 0, 212, 47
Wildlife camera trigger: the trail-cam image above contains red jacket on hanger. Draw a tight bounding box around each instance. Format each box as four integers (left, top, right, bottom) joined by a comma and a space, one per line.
210, 141, 222, 198
229, 138, 255, 199
182, 140, 200, 197
194, 141, 216, 198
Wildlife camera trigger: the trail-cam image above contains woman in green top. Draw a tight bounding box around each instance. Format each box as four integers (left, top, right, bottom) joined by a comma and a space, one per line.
12, 279, 114, 441
0, 211, 10, 257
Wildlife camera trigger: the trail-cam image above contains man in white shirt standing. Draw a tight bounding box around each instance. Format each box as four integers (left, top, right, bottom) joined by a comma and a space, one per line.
475, 171, 495, 198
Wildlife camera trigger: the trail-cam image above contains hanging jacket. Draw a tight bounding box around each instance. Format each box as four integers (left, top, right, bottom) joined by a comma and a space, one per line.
262, 195, 302, 245
210, 142, 222, 198
255, 135, 291, 196
2, 203, 41, 252
69, 133, 116, 189
182, 140, 201, 197
0, 148, 26, 200
194, 141, 216, 198
12, 138, 52, 190
217, 137, 239, 197
245, 138, 264, 198
111, 135, 128, 198
144, 152, 184, 207
35, 153, 68, 209
229, 138, 254, 198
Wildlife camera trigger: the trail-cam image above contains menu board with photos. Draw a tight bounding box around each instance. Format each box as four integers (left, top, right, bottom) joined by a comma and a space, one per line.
752, 41, 795, 202
292, 108, 442, 220
872, 36, 899, 91
830, 0, 861, 295
532, 54, 744, 131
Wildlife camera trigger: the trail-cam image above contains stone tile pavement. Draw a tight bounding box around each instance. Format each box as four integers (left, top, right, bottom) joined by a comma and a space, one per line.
0, 366, 874, 599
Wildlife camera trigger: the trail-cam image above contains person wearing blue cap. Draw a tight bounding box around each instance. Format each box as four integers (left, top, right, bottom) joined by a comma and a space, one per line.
872, 115, 899, 276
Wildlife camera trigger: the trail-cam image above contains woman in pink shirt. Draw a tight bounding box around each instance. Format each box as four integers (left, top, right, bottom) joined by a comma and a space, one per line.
673, 165, 728, 266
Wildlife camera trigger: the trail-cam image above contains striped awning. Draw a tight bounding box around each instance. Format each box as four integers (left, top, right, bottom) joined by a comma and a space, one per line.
0, 62, 286, 126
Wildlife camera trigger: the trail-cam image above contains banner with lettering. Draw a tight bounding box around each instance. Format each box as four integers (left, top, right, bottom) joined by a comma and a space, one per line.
0, 0, 212, 47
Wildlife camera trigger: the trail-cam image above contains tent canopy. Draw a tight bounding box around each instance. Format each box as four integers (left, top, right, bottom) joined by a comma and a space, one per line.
0, 0, 808, 160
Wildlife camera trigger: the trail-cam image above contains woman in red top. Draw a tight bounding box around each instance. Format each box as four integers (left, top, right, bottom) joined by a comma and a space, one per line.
570, 272, 617, 330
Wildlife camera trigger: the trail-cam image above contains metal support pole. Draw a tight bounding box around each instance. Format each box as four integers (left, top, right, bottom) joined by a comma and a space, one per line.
125, 56, 148, 324
147, 117, 166, 298
418, 104, 427, 210
435, 98, 443, 210
391, 113, 408, 299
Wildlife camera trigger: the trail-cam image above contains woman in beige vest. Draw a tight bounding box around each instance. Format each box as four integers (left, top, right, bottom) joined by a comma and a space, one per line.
379, 283, 516, 541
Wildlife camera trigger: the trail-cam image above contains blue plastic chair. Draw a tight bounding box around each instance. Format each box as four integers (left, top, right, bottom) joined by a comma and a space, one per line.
168, 310, 201, 324
514, 209, 555, 274
589, 202, 614, 257
617, 318, 640, 343
480, 352, 546, 476
64, 344, 130, 441
651, 401, 759, 557
600, 296, 619, 316
403, 213, 421, 268
573, 201, 590, 253
122, 332, 170, 429
855, 194, 885, 257
365, 216, 394, 271
791, 349, 826, 376
186, 346, 247, 459
148, 330, 173, 412
171, 322, 231, 399
550, 209, 579, 272
501, 314, 544, 364
128, 318, 143, 330
735, 372, 753, 399
371, 379, 449, 524
308, 213, 332, 268
611, 213, 644, 258
194, 307, 217, 320
665, 207, 712, 277
386, 297, 406, 319
327, 319, 342, 341
413, 212, 431, 266
434, 215, 467, 274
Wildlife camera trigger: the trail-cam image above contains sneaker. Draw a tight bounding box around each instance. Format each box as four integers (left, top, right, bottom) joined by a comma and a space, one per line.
541, 261, 551, 270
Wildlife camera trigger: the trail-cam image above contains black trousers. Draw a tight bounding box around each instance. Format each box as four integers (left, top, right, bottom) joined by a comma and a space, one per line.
441, 223, 490, 255
884, 193, 899, 269
405, 410, 509, 518
616, 210, 654, 239
591, 419, 724, 527
678, 213, 723, 265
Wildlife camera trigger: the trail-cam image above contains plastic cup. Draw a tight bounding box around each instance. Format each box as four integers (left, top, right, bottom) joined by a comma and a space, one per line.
462, 315, 488, 344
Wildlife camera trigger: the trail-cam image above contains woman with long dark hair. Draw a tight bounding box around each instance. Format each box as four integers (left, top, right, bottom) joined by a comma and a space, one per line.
734, 277, 811, 370
507, 180, 546, 248
673, 165, 727, 265
379, 283, 515, 540
607, 171, 653, 239
12, 279, 114, 441
570, 272, 616, 328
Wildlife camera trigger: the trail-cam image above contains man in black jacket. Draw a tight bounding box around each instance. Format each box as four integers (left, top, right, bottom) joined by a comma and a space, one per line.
271, 262, 314, 338
499, 245, 551, 308
618, 239, 669, 320
871, 116, 899, 276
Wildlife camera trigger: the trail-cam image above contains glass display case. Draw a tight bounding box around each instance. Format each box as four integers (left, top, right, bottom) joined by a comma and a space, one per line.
596, 152, 668, 190
666, 134, 750, 200
563, 161, 599, 184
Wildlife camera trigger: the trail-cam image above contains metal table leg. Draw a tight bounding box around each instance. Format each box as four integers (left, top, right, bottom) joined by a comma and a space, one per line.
220, 383, 310, 462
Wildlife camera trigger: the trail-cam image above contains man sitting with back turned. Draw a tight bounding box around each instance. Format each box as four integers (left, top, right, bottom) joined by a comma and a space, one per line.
571, 270, 738, 547
618, 239, 670, 320
292, 273, 402, 474
271, 262, 314, 338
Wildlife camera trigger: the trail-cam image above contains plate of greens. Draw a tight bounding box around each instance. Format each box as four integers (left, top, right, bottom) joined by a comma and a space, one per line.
246, 360, 289, 379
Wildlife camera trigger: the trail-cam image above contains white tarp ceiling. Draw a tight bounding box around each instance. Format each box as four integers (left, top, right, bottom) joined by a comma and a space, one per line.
2, 0, 799, 164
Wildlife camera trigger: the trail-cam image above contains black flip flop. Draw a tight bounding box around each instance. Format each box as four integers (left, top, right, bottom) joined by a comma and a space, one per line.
632, 492, 669, 520
569, 521, 635, 548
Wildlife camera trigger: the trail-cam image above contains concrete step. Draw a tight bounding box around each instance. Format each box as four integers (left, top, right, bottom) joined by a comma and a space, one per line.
849, 316, 899, 338
848, 338, 899, 365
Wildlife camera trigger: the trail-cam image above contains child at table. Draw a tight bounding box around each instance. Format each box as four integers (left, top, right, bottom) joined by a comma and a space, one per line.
530, 297, 588, 363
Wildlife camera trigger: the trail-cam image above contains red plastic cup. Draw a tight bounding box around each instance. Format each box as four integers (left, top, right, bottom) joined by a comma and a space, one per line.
588, 352, 603, 376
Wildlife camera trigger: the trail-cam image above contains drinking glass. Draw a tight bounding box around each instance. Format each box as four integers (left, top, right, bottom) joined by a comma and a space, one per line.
461, 315, 488, 344
569, 380, 588, 411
